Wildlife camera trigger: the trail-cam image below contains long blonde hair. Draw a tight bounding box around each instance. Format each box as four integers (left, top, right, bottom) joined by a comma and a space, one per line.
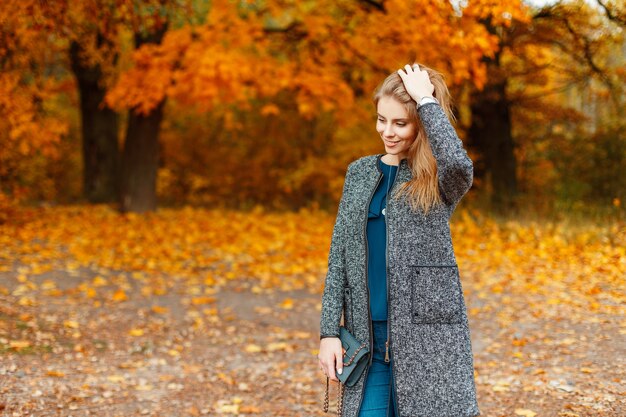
372, 63, 457, 214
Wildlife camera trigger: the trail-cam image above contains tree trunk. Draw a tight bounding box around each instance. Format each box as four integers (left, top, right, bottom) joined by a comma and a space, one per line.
118, 27, 168, 213
69, 40, 119, 203
119, 101, 165, 213
467, 16, 519, 214
468, 70, 518, 214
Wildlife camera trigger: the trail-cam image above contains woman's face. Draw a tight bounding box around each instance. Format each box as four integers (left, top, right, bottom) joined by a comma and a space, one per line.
376, 96, 417, 161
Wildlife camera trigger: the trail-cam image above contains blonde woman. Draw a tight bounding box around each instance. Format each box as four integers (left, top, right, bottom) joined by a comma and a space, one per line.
318, 63, 481, 417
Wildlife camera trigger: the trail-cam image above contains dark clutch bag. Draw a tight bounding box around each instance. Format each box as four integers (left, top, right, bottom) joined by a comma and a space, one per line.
323, 326, 370, 415
337, 326, 370, 386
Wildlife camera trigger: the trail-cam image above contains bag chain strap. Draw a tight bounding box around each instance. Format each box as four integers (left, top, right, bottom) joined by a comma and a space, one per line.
342, 342, 366, 366
324, 376, 344, 416
323, 341, 367, 415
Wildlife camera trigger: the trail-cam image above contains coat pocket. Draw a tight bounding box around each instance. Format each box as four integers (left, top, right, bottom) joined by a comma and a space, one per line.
410, 265, 463, 324
344, 286, 354, 331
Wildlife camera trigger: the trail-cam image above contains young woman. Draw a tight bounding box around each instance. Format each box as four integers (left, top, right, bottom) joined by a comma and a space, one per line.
318, 63, 481, 417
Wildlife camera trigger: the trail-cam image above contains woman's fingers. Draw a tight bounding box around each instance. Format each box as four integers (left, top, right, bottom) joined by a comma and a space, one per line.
318, 354, 334, 380
401, 63, 423, 75
320, 352, 343, 381
397, 64, 414, 78
398, 65, 423, 82
318, 338, 343, 381
397, 63, 434, 102
326, 355, 337, 380
335, 349, 343, 377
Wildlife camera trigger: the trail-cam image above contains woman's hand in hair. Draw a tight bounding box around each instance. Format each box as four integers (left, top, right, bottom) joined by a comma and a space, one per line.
397, 64, 435, 103
318, 337, 344, 381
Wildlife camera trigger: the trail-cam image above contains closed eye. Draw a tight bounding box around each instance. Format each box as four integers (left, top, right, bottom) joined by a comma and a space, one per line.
378, 117, 406, 126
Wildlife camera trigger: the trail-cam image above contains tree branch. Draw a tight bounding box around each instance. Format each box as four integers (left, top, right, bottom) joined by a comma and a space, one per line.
596, 0, 626, 27
358, 0, 386, 13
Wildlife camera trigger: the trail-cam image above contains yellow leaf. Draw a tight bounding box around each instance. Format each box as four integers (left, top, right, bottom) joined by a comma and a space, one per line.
93, 276, 108, 286
279, 298, 294, 309
112, 289, 127, 302
492, 383, 510, 392
515, 409, 537, 417
151, 305, 169, 314
129, 328, 144, 336
9, 340, 30, 349
240, 404, 261, 413
191, 296, 216, 305
218, 404, 239, 413
64, 320, 79, 329
204, 274, 216, 286
46, 370, 65, 377
18, 296, 35, 306
267, 342, 289, 351
244, 344, 263, 353
41, 280, 56, 290
203, 307, 218, 316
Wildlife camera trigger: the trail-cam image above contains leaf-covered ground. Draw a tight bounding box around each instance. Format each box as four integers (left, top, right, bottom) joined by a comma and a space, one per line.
0, 206, 624, 416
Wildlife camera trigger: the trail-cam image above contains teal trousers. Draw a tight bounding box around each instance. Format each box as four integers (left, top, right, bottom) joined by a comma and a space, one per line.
358, 320, 399, 417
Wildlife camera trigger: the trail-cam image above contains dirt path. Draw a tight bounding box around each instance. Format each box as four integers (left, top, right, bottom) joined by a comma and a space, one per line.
0, 266, 624, 416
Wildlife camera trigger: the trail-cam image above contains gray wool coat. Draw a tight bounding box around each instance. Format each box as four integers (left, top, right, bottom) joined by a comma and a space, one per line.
319, 102, 481, 417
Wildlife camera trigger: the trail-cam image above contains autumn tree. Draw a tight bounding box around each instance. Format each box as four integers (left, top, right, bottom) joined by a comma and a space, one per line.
465, 0, 624, 213
67, 2, 123, 204
105, 0, 524, 211
1, 0, 159, 207
66, 0, 192, 212
0, 1, 68, 205
6, 0, 622, 214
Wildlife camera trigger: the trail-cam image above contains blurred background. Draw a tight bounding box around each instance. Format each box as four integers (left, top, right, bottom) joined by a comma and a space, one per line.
1, 0, 623, 220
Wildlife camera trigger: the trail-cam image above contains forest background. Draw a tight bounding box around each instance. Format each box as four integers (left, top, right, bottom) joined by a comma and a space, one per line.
1, 0, 623, 217
0, 0, 624, 416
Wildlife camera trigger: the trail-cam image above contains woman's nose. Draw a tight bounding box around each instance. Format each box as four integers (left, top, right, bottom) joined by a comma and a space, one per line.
383, 124, 394, 137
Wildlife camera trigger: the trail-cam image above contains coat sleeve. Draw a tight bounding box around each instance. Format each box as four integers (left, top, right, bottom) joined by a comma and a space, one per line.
319, 163, 352, 339
418, 102, 474, 208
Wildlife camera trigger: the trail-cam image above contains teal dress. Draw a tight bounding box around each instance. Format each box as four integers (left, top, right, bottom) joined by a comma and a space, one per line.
366, 158, 398, 321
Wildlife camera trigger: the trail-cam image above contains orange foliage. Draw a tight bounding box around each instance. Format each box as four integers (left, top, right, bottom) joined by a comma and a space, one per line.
105, 0, 528, 119
5, 0, 623, 211
1, 205, 624, 416
0, 1, 69, 198
1, 205, 623, 316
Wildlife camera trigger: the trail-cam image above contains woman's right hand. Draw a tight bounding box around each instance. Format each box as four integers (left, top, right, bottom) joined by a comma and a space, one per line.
318, 337, 344, 381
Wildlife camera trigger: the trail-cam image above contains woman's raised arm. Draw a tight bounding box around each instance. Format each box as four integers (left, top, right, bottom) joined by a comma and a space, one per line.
419, 103, 474, 208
